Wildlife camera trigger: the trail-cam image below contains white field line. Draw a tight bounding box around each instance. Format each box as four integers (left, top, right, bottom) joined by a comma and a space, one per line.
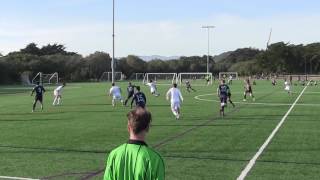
0, 176, 39, 180
194, 93, 320, 107
236, 82, 309, 180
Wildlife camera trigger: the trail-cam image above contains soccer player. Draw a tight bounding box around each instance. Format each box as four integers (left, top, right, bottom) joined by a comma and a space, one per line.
284, 79, 292, 95
109, 83, 123, 107
243, 79, 255, 101
205, 74, 211, 86
31, 82, 46, 112
166, 83, 183, 120
52, 83, 66, 106
217, 80, 230, 117
227, 89, 235, 108
146, 79, 160, 97
272, 78, 277, 86
185, 80, 196, 92
104, 108, 165, 180
228, 75, 233, 85
124, 82, 135, 106
131, 86, 147, 109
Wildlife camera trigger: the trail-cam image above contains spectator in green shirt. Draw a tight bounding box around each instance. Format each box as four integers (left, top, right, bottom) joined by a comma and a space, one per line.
104, 108, 165, 180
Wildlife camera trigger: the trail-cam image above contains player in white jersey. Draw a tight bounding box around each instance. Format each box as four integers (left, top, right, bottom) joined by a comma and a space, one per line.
109, 83, 123, 107
284, 79, 291, 95
146, 80, 160, 97
228, 75, 233, 85
166, 83, 183, 120
52, 83, 66, 106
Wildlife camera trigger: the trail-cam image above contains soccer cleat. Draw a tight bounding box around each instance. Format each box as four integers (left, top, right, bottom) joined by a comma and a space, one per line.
243, 99, 247, 102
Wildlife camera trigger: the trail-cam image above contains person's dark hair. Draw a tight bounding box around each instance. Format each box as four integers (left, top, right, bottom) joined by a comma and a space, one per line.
127, 108, 152, 135
136, 86, 141, 91
36, 82, 40, 85
112, 83, 115, 86
173, 83, 177, 88
149, 79, 153, 83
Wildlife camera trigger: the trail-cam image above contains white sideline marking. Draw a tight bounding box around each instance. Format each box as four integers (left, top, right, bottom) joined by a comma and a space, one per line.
0, 176, 39, 180
194, 93, 320, 107
236, 82, 309, 180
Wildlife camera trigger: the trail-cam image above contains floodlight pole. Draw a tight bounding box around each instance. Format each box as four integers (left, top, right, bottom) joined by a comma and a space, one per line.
111, 0, 115, 83
202, 26, 215, 73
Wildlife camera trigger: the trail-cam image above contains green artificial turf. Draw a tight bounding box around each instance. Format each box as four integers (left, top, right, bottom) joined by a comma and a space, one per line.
0, 80, 319, 180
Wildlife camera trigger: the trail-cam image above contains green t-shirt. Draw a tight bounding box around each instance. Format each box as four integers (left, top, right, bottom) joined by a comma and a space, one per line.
104, 140, 165, 180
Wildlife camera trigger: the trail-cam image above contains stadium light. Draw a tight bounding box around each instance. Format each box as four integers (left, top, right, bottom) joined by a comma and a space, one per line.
202, 26, 215, 73
111, 0, 115, 83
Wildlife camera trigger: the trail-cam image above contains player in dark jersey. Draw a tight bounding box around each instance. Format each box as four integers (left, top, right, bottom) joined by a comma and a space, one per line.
124, 82, 135, 106
131, 86, 147, 109
31, 82, 46, 112
272, 78, 277, 86
227, 91, 235, 108
185, 80, 196, 92
217, 79, 230, 117
243, 79, 255, 101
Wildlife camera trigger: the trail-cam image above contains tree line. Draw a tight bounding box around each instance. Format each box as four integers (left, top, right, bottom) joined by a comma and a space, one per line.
0, 42, 319, 84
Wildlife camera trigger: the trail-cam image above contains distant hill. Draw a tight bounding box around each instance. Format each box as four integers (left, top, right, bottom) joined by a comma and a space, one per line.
138, 55, 180, 61
213, 51, 233, 62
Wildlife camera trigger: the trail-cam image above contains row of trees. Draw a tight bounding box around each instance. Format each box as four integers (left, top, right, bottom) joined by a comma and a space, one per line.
0, 42, 320, 84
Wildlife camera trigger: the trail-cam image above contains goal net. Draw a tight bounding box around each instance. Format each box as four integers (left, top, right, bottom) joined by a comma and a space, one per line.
134, 73, 145, 81
143, 73, 178, 84
32, 72, 59, 85
218, 72, 238, 80
100, 72, 123, 81
178, 72, 213, 85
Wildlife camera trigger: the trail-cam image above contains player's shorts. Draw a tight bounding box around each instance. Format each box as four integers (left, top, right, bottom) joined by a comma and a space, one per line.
150, 88, 156, 94
35, 95, 43, 102
245, 87, 253, 94
136, 102, 146, 109
220, 95, 227, 106
171, 101, 181, 110
113, 95, 122, 100
54, 90, 61, 96
127, 92, 134, 99
285, 86, 291, 91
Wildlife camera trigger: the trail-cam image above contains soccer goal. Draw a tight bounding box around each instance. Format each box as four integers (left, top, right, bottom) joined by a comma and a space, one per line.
100, 72, 124, 81
134, 73, 145, 81
218, 72, 238, 80
178, 72, 213, 85
32, 72, 59, 85
143, 73, 178, 84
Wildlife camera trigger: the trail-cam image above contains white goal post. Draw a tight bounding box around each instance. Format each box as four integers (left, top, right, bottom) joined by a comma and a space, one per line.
143, 73, 178, 84
135, 73, 145, 81
32, 72, 59, 85
218, 72, 238, 80
178, 72, 213, 85
100, 72, 124, 81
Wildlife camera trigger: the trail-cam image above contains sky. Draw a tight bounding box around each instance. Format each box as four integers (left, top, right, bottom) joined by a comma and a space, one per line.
0, 0, 320, 57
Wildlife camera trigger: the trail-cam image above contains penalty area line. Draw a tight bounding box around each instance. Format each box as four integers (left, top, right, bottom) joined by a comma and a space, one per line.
0, 176, 39, 180
236, 82, 310, 180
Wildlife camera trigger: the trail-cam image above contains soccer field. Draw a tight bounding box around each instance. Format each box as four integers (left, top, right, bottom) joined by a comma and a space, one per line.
0, 80, 320, 180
